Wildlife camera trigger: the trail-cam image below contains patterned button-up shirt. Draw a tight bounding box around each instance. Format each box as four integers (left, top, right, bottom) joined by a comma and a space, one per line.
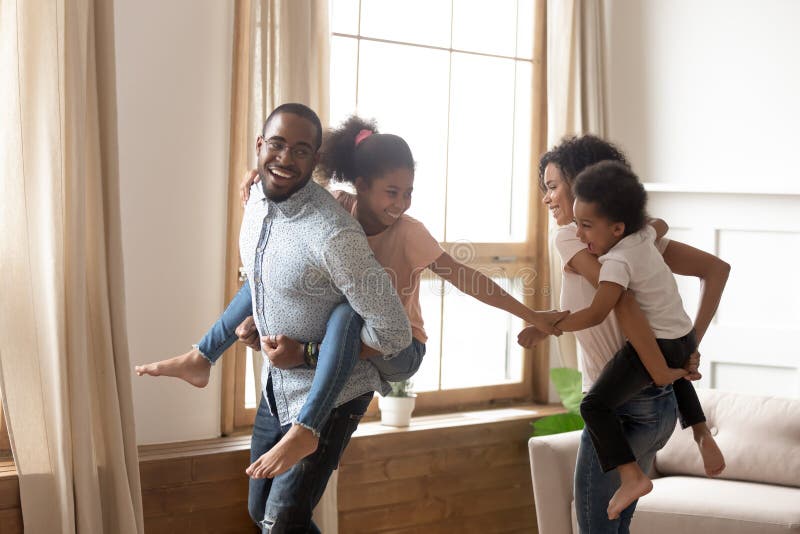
240, 180, 411, 424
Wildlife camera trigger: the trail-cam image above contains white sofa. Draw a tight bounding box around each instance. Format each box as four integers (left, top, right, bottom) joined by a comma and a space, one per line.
528, 389, 800, 533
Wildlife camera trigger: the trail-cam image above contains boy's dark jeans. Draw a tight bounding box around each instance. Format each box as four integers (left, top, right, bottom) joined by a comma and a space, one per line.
248, 386, 373, 533
580, 329, 703, 473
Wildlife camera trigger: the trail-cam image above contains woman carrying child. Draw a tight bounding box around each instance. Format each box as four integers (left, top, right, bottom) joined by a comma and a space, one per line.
519, 135, 729, 532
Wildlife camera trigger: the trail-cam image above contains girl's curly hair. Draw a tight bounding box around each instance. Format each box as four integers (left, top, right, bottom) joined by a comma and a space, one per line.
318, 115, 414, 186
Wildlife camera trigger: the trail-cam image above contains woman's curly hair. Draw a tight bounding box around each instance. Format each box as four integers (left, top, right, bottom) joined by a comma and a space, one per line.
538, 135, 630, 192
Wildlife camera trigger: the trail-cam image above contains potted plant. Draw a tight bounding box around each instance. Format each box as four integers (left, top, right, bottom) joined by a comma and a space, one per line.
378, 379, 416, 427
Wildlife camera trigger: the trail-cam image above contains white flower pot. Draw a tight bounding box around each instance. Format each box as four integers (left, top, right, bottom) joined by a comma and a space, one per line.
378, 395, 416, 427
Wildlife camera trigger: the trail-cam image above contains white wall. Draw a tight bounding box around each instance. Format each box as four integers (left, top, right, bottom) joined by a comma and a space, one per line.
603, 0, 800, 397
115, 0, 233, 444
604, 0, 800, 191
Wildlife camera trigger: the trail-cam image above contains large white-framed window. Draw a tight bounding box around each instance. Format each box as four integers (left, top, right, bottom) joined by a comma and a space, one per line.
329, 0, 541, 410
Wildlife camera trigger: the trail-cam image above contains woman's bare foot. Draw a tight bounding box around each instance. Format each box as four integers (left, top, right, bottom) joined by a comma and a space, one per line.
134, 349, 211, 388
608, 463, 653, 520
245, 424, 319, 479
693, 424, 726, 476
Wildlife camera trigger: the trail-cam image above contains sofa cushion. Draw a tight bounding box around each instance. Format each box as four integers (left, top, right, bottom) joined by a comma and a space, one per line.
631, 476, 800, 533
655, 389, 800, 488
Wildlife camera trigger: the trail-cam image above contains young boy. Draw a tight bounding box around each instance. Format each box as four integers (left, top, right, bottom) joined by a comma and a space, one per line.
529, 160, 725, 519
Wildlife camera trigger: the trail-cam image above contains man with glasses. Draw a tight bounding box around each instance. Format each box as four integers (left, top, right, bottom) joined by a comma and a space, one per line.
139, 103, 410, 532
243, 103, 412, 532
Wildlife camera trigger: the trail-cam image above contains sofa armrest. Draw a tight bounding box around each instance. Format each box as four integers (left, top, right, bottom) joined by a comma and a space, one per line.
529, 430, 581, 534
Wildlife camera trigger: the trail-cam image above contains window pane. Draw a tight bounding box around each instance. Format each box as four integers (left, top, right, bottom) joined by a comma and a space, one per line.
439, 271, 525, 389
245, 347, 257, 409
511, 60, 532, 241
414, 276, 444, 392
445, 53, 517, 243
330, 36, 359, 127
452, 0, 517, 57
357, 40, 450, 240
516, 0, 534, 60
331, 0, 360, 35
360, 0, 451, 48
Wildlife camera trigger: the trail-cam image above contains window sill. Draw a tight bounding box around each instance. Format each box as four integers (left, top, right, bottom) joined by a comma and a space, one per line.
352, 403, 564, 439
0, 403, 567, 476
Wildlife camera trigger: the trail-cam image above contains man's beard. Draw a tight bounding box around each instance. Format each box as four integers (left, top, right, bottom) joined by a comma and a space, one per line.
259, 168, 312, 203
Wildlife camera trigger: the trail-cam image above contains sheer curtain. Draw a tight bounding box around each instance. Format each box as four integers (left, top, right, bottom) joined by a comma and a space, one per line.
0, 0, 144, 533
224, 0, 335, 530
546, 0, 608, 372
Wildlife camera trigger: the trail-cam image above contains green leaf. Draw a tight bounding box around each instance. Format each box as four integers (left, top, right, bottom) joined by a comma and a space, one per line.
550, 367, 584, 414
532, 413, 585, 437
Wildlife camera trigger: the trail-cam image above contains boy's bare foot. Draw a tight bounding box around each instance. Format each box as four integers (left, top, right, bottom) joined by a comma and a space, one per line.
246, 424, 319, 479
694, 425, 726, 476
608, 463, 653, 520
134, 349, 211, 388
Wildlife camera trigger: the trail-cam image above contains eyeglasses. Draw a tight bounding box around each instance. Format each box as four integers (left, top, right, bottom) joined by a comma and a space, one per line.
265, 139, 314, 161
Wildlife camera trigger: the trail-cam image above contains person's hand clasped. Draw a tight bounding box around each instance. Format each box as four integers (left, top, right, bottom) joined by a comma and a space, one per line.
261, 335, 305, 369
517, 325, 550, 348
235, 316, 261, 351
530, 309, 569, 336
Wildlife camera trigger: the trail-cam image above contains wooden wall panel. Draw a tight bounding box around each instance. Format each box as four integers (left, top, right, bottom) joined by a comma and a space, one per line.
338, 413, 545, 533
139, 441, 257, 534
0, 407, 555, 533
0, 461, 21, 534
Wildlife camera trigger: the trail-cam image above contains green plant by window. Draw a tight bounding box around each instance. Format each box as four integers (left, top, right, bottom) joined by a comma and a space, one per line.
532, 368, 585, 437
387, 379, 414, 398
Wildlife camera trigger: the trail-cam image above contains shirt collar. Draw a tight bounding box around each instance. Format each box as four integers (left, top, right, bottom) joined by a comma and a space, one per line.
259, 179, 317, 217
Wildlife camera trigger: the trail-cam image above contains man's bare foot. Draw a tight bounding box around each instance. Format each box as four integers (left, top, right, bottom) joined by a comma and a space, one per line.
245, 424, 319, 479
134, 349, 211, 388
608, 463, 653, 520
694, 425, 726, 476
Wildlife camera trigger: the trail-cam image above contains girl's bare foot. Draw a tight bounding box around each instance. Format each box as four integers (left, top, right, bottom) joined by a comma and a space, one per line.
245, 424, 319, 479
134, 349, 211, 388
694, 424, 726, 476
608, 463, 653, 520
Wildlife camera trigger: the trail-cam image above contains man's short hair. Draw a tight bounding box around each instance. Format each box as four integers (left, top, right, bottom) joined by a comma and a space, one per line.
263, 103, 323, 150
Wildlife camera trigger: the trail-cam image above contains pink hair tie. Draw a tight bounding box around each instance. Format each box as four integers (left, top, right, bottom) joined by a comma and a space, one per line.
354, 129, 373, 147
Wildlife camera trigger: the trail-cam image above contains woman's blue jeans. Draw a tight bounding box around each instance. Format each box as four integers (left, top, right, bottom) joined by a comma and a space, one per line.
574, 384, 678, 534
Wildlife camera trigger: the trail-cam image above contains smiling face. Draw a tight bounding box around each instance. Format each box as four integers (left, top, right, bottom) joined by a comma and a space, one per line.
541, 163, 575, 225
573, 198, 625, 256
354, 167, 414, 235
256, 112, 320, 202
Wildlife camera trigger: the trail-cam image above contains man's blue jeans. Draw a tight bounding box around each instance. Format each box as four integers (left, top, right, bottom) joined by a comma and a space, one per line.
249, 386, 373, 533
574, 385, 678, 534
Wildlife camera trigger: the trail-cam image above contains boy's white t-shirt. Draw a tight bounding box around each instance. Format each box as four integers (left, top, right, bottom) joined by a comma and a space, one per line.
598, 225, 692, 339
554, 223, 674, 390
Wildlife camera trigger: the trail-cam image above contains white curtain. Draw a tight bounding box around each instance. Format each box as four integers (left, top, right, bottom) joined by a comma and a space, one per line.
546, 0, 608, 372
225, 0, 337, 530
0, 0, 144, 533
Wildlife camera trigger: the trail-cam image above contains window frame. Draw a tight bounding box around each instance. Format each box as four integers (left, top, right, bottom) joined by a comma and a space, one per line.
222, 0, 550, 430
